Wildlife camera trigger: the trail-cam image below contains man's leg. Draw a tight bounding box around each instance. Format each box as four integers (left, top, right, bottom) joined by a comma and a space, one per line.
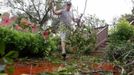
60, 32, 66, 61
61, 41, 66, 54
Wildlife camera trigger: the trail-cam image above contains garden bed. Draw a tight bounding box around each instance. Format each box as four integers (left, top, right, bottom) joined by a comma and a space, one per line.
6, 60, 62, 75
5, 57, 122, 75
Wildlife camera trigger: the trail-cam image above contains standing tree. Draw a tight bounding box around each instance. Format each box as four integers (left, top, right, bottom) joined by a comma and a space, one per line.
84, 15, 107, 28
6, 0, 64, 27
120, 0, 134, 25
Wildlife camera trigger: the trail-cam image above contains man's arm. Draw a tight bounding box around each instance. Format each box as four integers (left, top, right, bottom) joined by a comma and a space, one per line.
53, 10, 62, 15
52, 6, 62, 15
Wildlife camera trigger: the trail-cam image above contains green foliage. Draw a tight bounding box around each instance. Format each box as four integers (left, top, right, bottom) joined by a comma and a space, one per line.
0, 42, 5, 56
0, 27, 47, 57
84, 15, 107, 28
45, 35, 60, 56
106, 19, 134, 73
0, 42, 18, 73
67, 25, 96, 54
120, 3, 134, 25
107, 19, 134, 61
106, 42, 134, 62
0, 42, 18, 64
121, 14, 134, 25
38, 65, 77, 75
109, 19, 134, 43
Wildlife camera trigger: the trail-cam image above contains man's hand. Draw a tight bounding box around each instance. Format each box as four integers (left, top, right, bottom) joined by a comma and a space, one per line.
51, 0, 55, 10
73, 18, 80, 23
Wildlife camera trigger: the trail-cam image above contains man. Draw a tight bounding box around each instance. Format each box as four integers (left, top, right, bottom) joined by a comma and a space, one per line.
53, 1, 77, 60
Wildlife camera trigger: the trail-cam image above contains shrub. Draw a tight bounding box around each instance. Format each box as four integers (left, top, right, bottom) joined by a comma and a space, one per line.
107, 19, 134, 64
0, 27, 47, 57
67, 25, 96, 54
0, 41, 18, 73
109, 19, 134, 44
44, 34, 60, 56
106, 19, 134, 74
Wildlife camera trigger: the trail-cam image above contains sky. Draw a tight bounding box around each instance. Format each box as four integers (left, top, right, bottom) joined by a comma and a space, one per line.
72, 0, 133, 24
0, 0, 133, 24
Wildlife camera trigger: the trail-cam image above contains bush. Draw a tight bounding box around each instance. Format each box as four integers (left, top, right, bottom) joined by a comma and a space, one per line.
109, 19, 134, 43
0, 27, 47, 57
67, 25, 96, 54
107, 19, 134, 63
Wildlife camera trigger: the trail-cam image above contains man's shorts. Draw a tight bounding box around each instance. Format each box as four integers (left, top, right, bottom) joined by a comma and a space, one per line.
59, 22, 72, 42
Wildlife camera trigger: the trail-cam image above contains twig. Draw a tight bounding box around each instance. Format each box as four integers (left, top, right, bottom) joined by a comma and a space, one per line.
31, 0, 41, 21
124, 60, 134, 67
77, 0, 88, 27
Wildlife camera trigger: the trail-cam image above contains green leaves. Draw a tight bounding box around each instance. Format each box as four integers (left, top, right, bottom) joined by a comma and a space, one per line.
0, 42, 18, 73
67, 25, 96, 54
107, 19, 134, 63
5, 51, 18, 59
110, 19, 134, 43
0, 42, 5, 56
0, 27, 47, 57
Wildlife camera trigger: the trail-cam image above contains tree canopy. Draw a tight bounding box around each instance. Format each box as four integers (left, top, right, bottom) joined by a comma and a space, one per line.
6, 0, 64, 27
